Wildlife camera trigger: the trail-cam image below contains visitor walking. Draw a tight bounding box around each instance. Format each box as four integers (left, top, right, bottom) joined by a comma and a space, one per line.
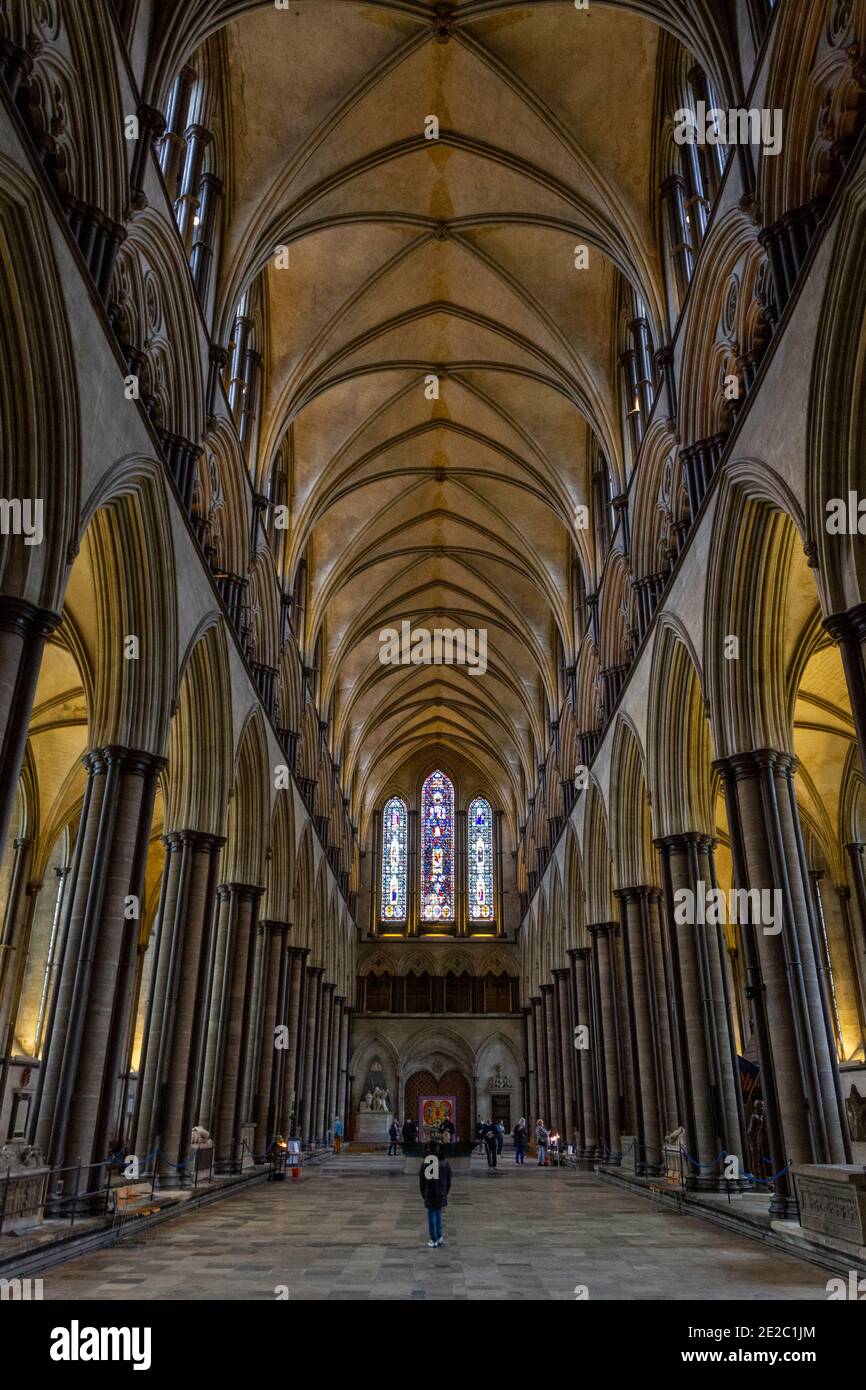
388, 1118, 400, 1156
333, 1115, 344, 1154
495, 1119, 505, 1156
536, 1118, 549, 1166
419, 1141, 452, 1247
439, 1116, 456, 1145
402, 1116, 418, 1148
513, 1117, 527, 1164
484, 1120, 497, 1168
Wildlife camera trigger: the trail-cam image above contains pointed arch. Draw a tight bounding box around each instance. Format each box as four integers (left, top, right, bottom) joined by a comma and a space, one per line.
79, 459, 178, 756
223, 706, 270, 886
647, 617, 715, 838
167, 617, 233, 835
0, 155, 78, 611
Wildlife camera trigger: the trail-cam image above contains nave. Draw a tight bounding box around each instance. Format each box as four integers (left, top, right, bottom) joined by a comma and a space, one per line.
36, 1153, 830, 1303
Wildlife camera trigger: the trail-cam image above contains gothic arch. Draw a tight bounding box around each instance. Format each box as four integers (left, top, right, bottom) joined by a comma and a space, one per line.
0, 155, 78, 611
583, 778, 614, 924
608, 717, 655, 890
647, 617, 715, 839
807, 167, 866, 614
77, 458, 178, 756
166, 617, 234, 835
223, 705, 270, 886
704, 467, 816, 759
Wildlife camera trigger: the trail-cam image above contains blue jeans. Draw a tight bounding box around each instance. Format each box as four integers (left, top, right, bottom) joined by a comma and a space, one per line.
426, 1207, 443, 1243
515, 1144, 524, 1164
537, 1144, 547, 1165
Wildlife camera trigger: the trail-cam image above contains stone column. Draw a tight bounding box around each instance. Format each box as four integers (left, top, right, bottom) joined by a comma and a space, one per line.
300, 966, 323, 1141
530, 996, 547, 1126
189, 170, 223, 303
0, 836, 33, 1066
522, 1004, 537, 1125
334, 996, 348, 1129
254, 921, 290, 1155
0, 599, 59, 855
203, 883, 263, 1171
133, 830, 223, 1181
647, 890, 679, 1134
845, 844, 866, 1016
326, 996, 344, 1138
655, 835, 744, 1190
824, 604, 866, 767
241, 921, 268, 1132
553, 968, 576, 1147
541, 983, 561, 1130
315, 983, 335, 1142
715, 752, 849, 1216
569, 948, 598, 1159
588, 923, 622, 1164
282, 945, 307, 1134
617, 889, 663, 1175
174, 123, 211, 248
34, 747, 163, 1191
341, 1005, 354, 1124
0, 849, 39, 1118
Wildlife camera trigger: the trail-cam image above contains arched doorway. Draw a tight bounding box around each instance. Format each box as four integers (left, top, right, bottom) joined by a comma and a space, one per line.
404, 1068, 471, 1141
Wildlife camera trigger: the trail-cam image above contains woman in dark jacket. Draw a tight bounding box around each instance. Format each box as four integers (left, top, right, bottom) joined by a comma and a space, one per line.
419, 1142, 452, 1247
402, 1117, 418, 1147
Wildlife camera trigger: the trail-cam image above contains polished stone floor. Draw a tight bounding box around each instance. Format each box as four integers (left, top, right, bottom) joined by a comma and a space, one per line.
39, 1153, 830, 1300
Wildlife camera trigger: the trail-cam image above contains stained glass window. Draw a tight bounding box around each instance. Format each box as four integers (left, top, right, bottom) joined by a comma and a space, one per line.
381, 796, 407, 921
420, 769, 454, 922
468, 796, 494, 920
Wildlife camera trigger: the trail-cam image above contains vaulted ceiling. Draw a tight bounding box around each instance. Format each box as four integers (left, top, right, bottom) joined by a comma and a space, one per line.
175, 1, 698, 833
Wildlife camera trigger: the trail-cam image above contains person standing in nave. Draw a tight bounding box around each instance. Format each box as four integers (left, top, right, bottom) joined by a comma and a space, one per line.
484, 1118, 498, 1168
402, 1115, 418, 1148
535, 1118, 549, 1167
513, 1117, 527, 1164
419, 1141, 452, 1248
388, 1117, 401, 1156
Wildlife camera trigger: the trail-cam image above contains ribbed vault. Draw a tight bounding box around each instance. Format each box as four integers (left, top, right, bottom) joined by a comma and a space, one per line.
151, 0, 722, 831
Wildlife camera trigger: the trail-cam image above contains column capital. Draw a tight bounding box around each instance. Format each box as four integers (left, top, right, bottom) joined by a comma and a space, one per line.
0, 596, 61, 640
586, 921, 617, 937
260, 918, 291, 936
568, 946, 591, 961
552, 966, 570, 981
613, 883, 663, 900
216, 881, 265, 902
712, 748, 796, 780
540, 981, 554, 994
83, 746, 168, 777
163, 828, 226, 852
823, 603, 866, 645
653, 831, 714, 853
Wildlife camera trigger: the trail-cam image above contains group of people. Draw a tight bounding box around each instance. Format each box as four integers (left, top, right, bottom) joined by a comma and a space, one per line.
476, 1117, 505, 1167
388, 1115, 457, 1154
